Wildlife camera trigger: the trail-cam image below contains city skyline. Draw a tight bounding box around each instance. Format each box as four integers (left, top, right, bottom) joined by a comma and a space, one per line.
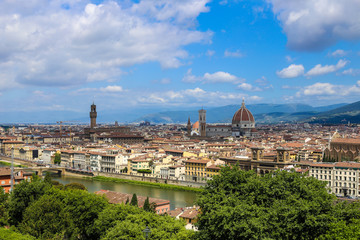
0, 0, 360, 116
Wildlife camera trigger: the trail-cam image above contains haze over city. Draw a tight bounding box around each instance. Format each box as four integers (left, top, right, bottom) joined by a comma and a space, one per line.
1, 0, 360, 122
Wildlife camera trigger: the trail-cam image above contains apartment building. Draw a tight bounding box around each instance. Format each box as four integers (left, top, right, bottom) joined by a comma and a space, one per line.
310, 162, 360, 198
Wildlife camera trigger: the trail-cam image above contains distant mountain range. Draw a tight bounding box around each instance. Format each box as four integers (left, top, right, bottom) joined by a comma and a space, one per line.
307, 101, 360, 124
135, 103, 351, 124
1, 101, 360, 124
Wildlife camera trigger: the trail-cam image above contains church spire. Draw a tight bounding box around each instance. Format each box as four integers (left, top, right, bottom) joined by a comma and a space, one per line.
241, 97, 245, 108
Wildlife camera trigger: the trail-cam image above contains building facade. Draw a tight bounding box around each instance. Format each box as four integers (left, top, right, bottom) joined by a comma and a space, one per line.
310, 162, 360, 198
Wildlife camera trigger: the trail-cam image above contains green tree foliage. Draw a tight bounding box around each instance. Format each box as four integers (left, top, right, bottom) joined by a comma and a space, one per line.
196, 167, 339, 240
54, 152, 61, 165
45, 188, 108, 239
130, 193, 138, 206
19, 194, 69, 239
143, 196, 150, 212
43, 172, 52, 185
137, 169, 152, 174
0, 228, 36, 240
94, 204, 192, 240
125, 197, 130, 204
0, 187, 9, 226
64, 182, 87, 191
8, 175, 51, 226
93, 204, 143, 239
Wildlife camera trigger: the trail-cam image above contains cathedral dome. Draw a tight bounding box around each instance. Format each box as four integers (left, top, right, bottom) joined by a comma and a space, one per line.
232, 99, 255, 125
192, 121, 199, 130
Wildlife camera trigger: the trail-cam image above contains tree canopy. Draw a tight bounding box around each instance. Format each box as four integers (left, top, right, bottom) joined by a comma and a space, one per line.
195, 166, 360, 240
130, 193, 138, 206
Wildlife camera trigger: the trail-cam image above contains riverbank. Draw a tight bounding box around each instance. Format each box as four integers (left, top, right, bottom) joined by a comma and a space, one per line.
87, 176, 204, 193
0, 160, 26, 168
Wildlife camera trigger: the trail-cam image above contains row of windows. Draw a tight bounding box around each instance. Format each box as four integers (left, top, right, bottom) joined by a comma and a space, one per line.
313, 174, 358, 182
334, 182, 357, 188
186, 167, 205, 171
312, 169, 357, 176
335, 188, 359, 195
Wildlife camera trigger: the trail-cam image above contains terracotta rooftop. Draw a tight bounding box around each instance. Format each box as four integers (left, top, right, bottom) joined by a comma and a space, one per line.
94, 190, 169, 207
332, 138, 360, 144
184, 159, 210, 164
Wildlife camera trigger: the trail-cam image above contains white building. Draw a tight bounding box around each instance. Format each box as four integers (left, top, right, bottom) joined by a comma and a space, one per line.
310, 162, 360, 198
41, 149, 56, 164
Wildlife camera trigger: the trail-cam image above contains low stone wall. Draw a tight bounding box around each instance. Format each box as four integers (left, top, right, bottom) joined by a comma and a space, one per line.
97, 172, 207, 188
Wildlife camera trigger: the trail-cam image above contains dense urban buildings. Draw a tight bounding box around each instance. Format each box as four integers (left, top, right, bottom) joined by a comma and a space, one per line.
1, 102, 360, 199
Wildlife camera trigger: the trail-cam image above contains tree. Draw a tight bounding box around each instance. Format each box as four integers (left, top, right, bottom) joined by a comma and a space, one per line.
8, 176, 51, 226
143, 197, 150, 212
64, 182, 87, 191
130, 193, 138, 206
195, 166, 338, 240
54, 152, 61, 165
19, 194, 68, 239
0, 187, 9, 226
43, 172, 52, 185
125, 197, 129, 205
94, 204, 193, 240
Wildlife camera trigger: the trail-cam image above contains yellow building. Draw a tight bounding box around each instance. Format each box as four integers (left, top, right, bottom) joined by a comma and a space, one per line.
1, 141, 24, 156
13, 146, 40, 161
184, 158, 211, 182
127, 158, 150, 175
205, 165, 221, 178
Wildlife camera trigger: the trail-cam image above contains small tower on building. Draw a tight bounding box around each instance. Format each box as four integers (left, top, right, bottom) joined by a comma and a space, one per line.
198, 109, 206, 137
187, 117, 192, 136
90, 102, 97, 129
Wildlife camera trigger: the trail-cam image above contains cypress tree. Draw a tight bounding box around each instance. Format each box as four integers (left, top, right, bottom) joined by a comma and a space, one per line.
125, 197, 129, 205
143, 197, 150, 211
130, 193, 138, 206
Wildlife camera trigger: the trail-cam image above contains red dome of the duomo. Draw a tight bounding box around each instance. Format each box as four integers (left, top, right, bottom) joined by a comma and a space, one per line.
232, 99, 255, 124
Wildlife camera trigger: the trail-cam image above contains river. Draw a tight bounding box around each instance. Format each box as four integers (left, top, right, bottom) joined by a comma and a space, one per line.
52, 175, 198, 210
0, 163, 198, 210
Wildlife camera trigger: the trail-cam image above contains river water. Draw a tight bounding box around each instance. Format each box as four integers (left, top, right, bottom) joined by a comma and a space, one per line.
0, 163, 198, 210
52, 175, 198, 210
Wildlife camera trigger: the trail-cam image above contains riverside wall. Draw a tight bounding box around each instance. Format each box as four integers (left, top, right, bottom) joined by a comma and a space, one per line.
96, 172, 207, 188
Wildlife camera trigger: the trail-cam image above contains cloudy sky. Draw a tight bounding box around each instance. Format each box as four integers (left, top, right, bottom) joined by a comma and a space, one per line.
0, 0, 360, 116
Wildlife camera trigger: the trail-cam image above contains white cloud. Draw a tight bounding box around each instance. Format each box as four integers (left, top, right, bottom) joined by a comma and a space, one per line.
138, 88, 262, 106
276, 64, 305, 78
100, 85, 123, 93
224, 49, 244, 58
285, 55, 295, 62
306, 59, 348, 77
237, 83, 262, 91
71, 85, 124, 95
328, 49, 348, 57
182, 69, 201, 83
203, 71, 242, 84
341, 68, 360, 76
182, 69, 244, 84
206, 50, 215, 57
296, 81, 360, 98
0, 0, 212, 88
268, 0, 360, 51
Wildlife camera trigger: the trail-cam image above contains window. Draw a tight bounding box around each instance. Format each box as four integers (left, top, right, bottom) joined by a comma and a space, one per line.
344, 177, 347, 181
1, 181, 4, 184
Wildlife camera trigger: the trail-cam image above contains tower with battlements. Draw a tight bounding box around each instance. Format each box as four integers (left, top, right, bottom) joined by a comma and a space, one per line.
90, 103, 97, 129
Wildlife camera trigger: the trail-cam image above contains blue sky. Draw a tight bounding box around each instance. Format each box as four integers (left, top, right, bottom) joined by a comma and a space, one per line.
0, 0, 360, 117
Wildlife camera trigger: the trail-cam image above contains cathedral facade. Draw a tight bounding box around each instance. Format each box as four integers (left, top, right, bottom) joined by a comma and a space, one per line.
188, 100, 258, 138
